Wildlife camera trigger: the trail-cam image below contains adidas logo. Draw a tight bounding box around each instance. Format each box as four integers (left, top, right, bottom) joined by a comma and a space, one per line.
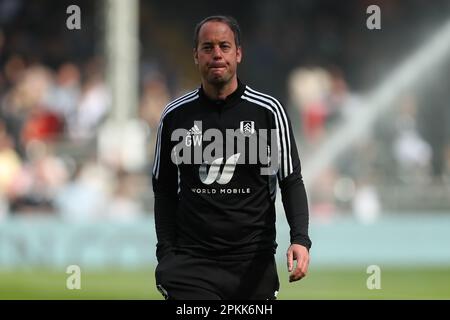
188, 124, 202, 135
185, 122, 203, 147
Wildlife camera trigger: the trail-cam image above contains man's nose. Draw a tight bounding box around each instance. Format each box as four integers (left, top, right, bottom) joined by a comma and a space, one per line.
212, 46, 222, 59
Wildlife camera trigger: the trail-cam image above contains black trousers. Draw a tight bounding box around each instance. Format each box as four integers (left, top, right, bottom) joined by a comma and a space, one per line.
155, 251, 279, 300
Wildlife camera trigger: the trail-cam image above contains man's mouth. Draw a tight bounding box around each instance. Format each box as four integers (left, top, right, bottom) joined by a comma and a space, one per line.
209, 64, 226, 70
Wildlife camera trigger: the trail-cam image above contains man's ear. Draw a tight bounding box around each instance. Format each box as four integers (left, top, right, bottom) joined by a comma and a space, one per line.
193, 48, 199, 65
236, 46, 242, 64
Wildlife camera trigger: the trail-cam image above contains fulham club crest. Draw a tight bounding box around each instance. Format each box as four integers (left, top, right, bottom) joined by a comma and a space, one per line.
240, 121, 255, 136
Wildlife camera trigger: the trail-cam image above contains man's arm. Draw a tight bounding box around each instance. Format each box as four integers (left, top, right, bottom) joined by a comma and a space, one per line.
152, 116, 179, 262
279, 167, 311, 282
276, 106, 312, 282
279, 165, 311, 250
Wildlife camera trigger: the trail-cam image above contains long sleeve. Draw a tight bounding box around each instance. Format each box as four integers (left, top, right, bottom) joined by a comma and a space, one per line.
152, 116, 179, 262
279, 166, 312, 250
276, 109, 312, 250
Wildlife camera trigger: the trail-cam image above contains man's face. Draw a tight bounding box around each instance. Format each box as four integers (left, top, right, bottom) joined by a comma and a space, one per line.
194, 21, 242, 86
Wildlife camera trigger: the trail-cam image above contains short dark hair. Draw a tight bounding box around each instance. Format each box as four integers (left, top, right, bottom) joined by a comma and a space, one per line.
193, 15, 241, 49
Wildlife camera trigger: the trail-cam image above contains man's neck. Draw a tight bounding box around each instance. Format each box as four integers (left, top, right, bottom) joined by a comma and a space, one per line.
202, 77, 238, 100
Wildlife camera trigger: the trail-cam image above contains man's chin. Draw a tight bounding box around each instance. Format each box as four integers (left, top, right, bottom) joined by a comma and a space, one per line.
207, 75, 229, 86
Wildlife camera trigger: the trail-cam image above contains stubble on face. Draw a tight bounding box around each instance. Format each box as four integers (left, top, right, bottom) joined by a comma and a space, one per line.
194, 21, 241, 90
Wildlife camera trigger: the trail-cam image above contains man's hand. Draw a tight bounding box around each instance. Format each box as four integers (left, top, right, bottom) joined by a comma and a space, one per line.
286, 244, 310, 282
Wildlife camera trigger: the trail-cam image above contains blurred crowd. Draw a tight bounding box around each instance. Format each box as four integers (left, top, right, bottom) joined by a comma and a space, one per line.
288, 65, 450, 222
0, 0, 176, 222
1, 0, 449, 223
0, 55, 158, 222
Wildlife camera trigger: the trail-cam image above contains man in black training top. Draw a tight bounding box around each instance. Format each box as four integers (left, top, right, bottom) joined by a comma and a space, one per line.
152, 15, 311, 300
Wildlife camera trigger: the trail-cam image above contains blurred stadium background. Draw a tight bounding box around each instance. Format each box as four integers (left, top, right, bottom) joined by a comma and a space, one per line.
0, 0, 450, 299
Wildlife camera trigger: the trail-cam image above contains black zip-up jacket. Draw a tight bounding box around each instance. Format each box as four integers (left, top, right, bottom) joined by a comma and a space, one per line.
152, 80, 311, 261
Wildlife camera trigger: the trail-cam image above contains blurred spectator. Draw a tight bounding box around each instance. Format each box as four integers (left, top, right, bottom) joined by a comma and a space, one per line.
107, 170, 144, 223
326, 66, 362, 123
393, 95, 432, 184
69, 66, 110, 141
139, 73, 171, 161
309, 166, 338, 223
289, 67, 331, 145
45, 62, 81, 129
0, 119, 21, 215
140, 73, 170, 132
9, 140, 68, 214
21, 108, 64, 145
352, 182, 381, 225
55, 160, 111, 223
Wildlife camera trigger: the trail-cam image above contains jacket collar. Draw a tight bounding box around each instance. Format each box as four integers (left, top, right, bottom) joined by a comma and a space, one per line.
198, 78, 246, 107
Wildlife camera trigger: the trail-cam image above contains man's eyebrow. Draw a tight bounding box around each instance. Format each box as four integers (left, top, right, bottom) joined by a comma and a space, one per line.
200, 40, 231, 45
